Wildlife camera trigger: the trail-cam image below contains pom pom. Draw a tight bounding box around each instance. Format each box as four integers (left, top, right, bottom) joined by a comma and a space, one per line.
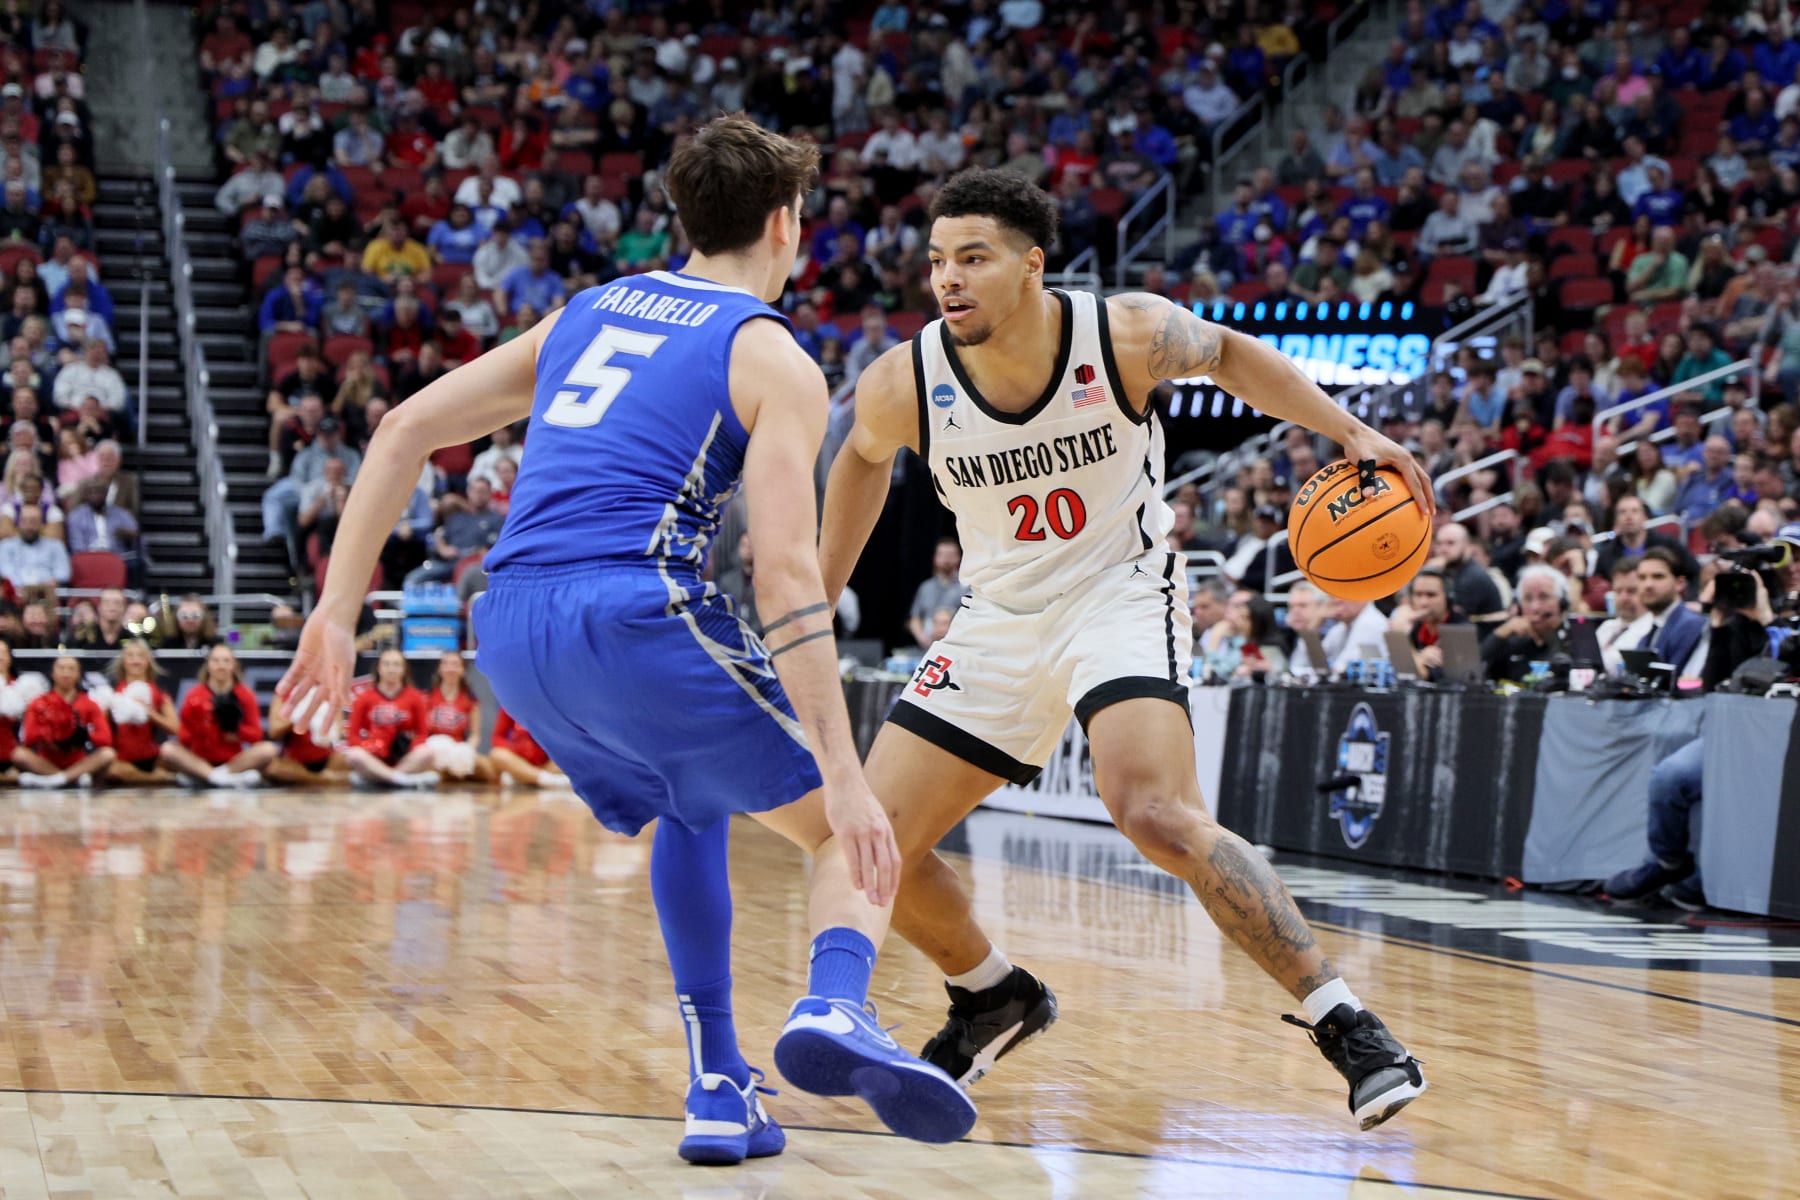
84, 687, 116, 715
111, 695, 150, 725
427, 733, 476, 777
0, 685, 22, 720
123, 681, 153, 706
12, 672, 48, 702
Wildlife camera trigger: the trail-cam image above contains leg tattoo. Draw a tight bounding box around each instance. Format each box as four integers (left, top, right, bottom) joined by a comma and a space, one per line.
1190, 833, 1339, 994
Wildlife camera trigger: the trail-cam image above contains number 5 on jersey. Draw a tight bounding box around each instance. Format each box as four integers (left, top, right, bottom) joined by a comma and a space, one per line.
1008, 487, 1087, 541
543, 325, 668, 428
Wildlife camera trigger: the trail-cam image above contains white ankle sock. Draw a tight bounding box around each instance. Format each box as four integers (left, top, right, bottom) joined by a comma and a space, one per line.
946, 946, 1012, 993
19, 772, 64, 789
1302, 978, 1363, 1025
208, 764, 235, 786
536, 771, 571, 789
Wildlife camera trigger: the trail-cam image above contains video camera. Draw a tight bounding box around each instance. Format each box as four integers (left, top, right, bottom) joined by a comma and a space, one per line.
1715, 542, 1792, 613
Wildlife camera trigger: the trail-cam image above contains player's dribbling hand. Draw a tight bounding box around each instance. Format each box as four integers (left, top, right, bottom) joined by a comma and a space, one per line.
1341, 426, 1436, 519
274, 612, 357, 746
823, 773, 901, 908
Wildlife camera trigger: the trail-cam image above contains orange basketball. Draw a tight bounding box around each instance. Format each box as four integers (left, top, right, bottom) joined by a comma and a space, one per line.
1287, 460, 1431, 602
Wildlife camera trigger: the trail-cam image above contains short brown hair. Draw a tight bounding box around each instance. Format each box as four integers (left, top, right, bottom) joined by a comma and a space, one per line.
665, 114, 819, 256
1640, 546, 1688, 580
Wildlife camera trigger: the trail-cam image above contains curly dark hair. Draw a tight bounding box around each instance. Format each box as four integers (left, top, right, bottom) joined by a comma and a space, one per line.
928, 167, 1059, 252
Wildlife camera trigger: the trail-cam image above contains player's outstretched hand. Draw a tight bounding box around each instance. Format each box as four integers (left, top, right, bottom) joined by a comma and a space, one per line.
1341, 425, 1436, 519
823, 773, 901, 907
274, 612, 357, 746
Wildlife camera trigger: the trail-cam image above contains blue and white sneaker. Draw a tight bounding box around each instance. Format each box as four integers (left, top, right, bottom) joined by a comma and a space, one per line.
678, 1068, 785, 1166
774, 996, 978, 1144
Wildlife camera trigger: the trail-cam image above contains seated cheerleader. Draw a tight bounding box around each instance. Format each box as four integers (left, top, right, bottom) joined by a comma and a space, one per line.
0, 641, 47, 785
488, 706, 572, 789
263, 704, 353, 788
162, 643, 278, 787
342, 646, 439, 789
15, 654, 115, 788
105, 639, 181, 786
420, 648, 496, 783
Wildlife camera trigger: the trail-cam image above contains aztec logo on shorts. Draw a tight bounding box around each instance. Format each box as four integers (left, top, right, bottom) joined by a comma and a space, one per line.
1328, 702, 1390, 849
911, 654, 962, 698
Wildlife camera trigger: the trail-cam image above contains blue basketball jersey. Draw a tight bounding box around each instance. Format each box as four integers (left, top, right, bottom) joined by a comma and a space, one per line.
485, 270, 791, 588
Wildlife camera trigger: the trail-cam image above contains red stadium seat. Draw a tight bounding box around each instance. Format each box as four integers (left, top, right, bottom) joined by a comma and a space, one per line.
1088, 188, 1126, 221
68, 552, 126, 590
1597, 227, 1632, 259
452, 552, 486, 586
323, 334, 374, 369
834, 129, 868, 153
1546, 227, 1595, 256
1559, 278, 1614, 310
1425, 256, 1476, 294
267, 330, 318, 380
381, 165, 424, 196
600, 151, 644, 179
1548, 253, 1599, 281
251, 255, 284, 292
466, 106, 505, 130
555, 149, 593, 177
1228, 280, 1269, 303
0, 243, 41, 278
831, 313, 862, 336
890, 311, 926, 339
1647, 300, 1686, 334
339, 164, 375, 196
1545, 160, 1590, 189
1560, 330, 1588, 356
431, 262, 471, 293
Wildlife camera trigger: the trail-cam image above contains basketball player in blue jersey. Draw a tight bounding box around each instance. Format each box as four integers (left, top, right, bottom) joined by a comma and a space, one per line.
277, 116, 976, 1162
821, 170, 1432, 1130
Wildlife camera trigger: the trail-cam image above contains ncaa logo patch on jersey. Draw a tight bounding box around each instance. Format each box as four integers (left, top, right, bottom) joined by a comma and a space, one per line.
931, 383, 957, 409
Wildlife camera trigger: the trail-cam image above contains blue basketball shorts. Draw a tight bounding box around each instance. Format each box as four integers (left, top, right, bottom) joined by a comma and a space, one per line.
472, 563, 823, 835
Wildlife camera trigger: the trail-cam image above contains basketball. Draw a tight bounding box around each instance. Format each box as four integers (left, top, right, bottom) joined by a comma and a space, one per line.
1287, 460, 1431, 602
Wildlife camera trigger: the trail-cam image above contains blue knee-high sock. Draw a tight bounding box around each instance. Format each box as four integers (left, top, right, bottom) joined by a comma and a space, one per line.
650, 817, 750, 1088
808, 928, 877, 1004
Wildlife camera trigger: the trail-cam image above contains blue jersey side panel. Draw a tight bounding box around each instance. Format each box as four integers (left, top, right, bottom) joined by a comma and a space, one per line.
484, 271, 790, 584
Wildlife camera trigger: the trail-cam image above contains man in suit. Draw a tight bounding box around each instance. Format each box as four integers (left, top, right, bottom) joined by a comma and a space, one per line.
1631, 547, 1707, 678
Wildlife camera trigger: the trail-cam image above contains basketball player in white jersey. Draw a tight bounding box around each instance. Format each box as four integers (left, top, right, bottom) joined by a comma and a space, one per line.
821, 169, 1434, 1130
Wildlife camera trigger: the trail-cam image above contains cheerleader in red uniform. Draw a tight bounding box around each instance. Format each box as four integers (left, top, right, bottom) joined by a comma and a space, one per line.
342, 647, 437, 788
263, 703, 353, 788
421, 649, 496, 783
104, 640, 180, 786
488, 705, 571, 789
162, 643, 278, 787
15, 655, 115, 788
0, 640, 28, 784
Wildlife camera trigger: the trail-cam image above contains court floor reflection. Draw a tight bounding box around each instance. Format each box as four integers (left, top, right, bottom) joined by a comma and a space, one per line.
0, 790, 1790, 1199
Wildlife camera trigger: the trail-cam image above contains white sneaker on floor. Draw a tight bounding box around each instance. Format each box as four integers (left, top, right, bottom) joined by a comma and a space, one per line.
18, 772, 65, 789
537, 771, 572, 790
74, 773, 93, 789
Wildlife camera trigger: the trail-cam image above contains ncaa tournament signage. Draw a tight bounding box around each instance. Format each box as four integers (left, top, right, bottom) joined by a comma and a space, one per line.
1162, 299, 1438, 459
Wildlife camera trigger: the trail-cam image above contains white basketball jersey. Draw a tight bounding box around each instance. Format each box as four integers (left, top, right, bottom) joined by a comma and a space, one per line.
913, 289, 1172, 610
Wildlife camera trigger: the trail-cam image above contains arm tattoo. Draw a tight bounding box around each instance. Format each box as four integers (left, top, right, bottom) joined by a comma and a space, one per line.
768, 628, 833, 658
1148, 307, 1225, 382
761, 601, 831, 636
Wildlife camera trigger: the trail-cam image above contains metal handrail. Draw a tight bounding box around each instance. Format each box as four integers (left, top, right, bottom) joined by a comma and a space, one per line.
1615, 404, 1735, 458
1114, 172, 1176, 289
1433, 448, 1519, 498
1590, 515, 1684, 546
1208, 92, 1266, 213
1049, 244, 1101, 292
1323, 0, 1382, 103
156, 115, 239, 627
135, 280, 149, 447
1591, 358, 1755, 442
1261, 528, 1289, 590
1451, 492, 1515, 523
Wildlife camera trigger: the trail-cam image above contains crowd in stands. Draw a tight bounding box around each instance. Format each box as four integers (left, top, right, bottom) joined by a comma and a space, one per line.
0, 5, 143, 597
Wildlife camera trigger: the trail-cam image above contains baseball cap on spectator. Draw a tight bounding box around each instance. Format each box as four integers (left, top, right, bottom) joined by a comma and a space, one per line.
55, 112, 78, 127
317, 415, 341, 435
1524, 527, 1556, 557
1252, 504, 1282, 524
63, 308, 85, 325
1743, 244, 1769, 265
1775, 523, 1800, 551
263, 194, 284, 209
1, 84, 21, 99
1521, 359, 1544, 375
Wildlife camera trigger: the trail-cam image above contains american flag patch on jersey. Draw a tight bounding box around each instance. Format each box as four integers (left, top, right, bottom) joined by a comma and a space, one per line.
1071, 383, 1107, 408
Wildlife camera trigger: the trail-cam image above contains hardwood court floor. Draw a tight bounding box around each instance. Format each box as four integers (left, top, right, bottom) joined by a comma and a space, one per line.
0, 788, 1793, 1199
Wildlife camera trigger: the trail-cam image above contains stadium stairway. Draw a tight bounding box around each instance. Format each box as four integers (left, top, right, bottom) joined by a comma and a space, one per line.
165, 179, 294, 597
95, 171, 215, 596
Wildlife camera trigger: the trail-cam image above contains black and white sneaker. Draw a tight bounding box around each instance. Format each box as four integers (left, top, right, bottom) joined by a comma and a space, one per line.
919, 966, 1058, 1087
1283, 1004, 1427, 1130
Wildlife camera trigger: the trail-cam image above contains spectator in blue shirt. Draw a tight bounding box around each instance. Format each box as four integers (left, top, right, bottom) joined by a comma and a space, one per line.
1246, 167, 1287, 232
1224, 26, 1265, 96
427, 204, 484, 266
1699, 33, 1747, 92
1731, 89, 1780, 153
497, 240, 565, 317
258, 266, 322, 335
809, 196, 864, 267
1131, 110, 1176, 171
1631, 163, 1684, 226
1753, 31, 1800, 89
1672, 435, 1735, 524
1661, 404, 1708, 472
1425, 0, 1461, 42
1215, 181, 1258, 246
1654, 27, 1703, 89
1337, 168, 1390, 239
